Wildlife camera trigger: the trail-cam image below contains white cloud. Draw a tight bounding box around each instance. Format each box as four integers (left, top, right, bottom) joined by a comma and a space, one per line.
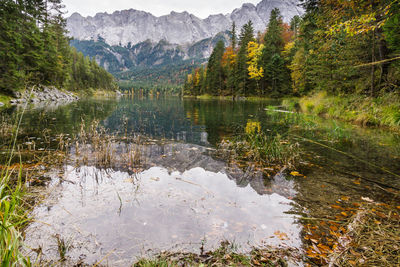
62, 0, 261, 18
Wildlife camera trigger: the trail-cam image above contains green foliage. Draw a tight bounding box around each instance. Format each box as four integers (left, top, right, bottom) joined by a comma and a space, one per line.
299, 92, 400, 128
0, 0, 116, 96
205, 40, 225, 95
261, 8, 291, 97
184, 12, 294, 98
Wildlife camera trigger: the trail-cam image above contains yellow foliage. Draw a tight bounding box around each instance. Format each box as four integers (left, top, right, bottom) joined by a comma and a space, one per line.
245, 120, 261, 135
195, 71, 200, 86
187, 74, 193, 84
247, 41, 264, 80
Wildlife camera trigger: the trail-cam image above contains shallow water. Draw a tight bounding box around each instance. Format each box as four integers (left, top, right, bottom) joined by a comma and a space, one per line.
3, 96, 399, 265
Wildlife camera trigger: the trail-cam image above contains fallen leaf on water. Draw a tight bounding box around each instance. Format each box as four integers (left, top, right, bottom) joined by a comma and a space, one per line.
341, 211, 348, 216
353, 179, 361, 185
329, 225, 338, 231
290, 171, 303, 177
274, 231, 289, 240
341, 196, 350, 201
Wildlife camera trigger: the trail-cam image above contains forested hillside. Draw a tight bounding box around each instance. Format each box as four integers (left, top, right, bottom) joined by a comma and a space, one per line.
184, 0, 400, 98
0, 0, 117, 97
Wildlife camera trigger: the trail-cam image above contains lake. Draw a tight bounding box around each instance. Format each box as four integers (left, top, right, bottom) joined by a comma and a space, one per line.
3, 96, 399, 265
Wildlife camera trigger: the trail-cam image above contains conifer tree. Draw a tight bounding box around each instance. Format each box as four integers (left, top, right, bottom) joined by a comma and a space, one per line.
236, 21, 255, 95
206, 40, 225, 95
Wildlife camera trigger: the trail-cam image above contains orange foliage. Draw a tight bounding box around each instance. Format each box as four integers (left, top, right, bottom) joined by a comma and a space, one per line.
282, 23, 294, 44
221, 46, 237, 67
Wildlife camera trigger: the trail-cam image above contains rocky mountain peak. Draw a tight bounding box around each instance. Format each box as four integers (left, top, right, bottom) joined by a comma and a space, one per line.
67, 0, 303, 46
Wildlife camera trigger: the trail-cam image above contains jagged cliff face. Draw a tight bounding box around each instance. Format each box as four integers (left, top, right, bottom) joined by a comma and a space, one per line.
70, 32, 230, 73
67, 0, 303, 47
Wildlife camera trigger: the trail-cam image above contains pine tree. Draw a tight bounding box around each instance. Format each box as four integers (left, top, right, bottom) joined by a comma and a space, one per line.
236, 21, 255, 96
261, 8, 290, 96
206, 40, 225, 95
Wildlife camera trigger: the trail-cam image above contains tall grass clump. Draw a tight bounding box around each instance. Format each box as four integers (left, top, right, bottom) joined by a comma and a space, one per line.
0, 168, 31, 266
219, 120, 300, 169
0, 95, 32, 266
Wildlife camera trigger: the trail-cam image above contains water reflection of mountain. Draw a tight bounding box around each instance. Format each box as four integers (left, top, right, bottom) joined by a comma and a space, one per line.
71, 140, 297, 199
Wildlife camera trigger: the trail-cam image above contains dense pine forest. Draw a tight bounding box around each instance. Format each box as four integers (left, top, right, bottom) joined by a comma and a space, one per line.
0, 0, 117, 97
184, 0, 400, 99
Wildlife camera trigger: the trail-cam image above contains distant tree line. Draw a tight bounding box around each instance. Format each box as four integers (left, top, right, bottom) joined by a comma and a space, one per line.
0, 0, 117, 96
184, 0, 400, 98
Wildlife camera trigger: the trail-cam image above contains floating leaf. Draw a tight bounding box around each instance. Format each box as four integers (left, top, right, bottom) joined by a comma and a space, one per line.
341, 196, 350, 201
290, 171, 303, 177
274, 230, 289, 240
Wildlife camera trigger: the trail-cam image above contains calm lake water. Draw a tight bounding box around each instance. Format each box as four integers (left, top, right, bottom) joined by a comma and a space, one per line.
3, 96, 400, 265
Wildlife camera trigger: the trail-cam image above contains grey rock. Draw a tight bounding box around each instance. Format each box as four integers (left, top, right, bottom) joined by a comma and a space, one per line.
0, 102, 4, 107
67, 0, 303, 47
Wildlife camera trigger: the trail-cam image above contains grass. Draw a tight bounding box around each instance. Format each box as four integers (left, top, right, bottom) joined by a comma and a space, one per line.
302, 195, 400, 266
298, 91, 400, 129
0, 104, 32, 266
134, 241, 300, 266
218, 123, 300, 173
0, 93, 12, 109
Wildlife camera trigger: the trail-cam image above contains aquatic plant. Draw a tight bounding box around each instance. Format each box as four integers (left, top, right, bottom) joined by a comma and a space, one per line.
219, 120, 300, 170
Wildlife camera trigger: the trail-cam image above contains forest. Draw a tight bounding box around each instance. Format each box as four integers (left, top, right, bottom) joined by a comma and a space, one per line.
184, 0, 400, 99
0, 0, 117, 97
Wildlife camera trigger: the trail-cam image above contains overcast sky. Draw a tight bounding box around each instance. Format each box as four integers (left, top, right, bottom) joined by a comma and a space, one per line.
62, 0, 261, 18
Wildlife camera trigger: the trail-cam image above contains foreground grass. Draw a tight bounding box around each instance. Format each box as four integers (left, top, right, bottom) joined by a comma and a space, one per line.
0, 93, 12, 109
289, 92, 400, 129
0, 168, 31, 266
134, 242, 299, 267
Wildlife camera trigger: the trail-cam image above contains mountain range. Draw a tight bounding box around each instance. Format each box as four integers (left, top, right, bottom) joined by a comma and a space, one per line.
66, 0, 304, 88
67, 0, 303, 46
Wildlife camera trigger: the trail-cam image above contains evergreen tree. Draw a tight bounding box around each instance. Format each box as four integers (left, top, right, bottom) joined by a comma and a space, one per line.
261, 8, 290, 96
206, 40, 225, 95
236, 21, 255, 96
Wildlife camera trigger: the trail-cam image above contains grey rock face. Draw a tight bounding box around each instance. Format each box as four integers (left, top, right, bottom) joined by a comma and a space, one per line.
67, 0, 303, 47
10, 86, 80, 106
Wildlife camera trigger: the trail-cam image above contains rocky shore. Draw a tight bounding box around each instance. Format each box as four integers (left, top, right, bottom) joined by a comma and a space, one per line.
10, 86, 79, 105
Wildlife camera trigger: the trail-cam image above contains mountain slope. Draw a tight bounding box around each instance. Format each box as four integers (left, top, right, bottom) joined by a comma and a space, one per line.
67, 0, 303, 46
